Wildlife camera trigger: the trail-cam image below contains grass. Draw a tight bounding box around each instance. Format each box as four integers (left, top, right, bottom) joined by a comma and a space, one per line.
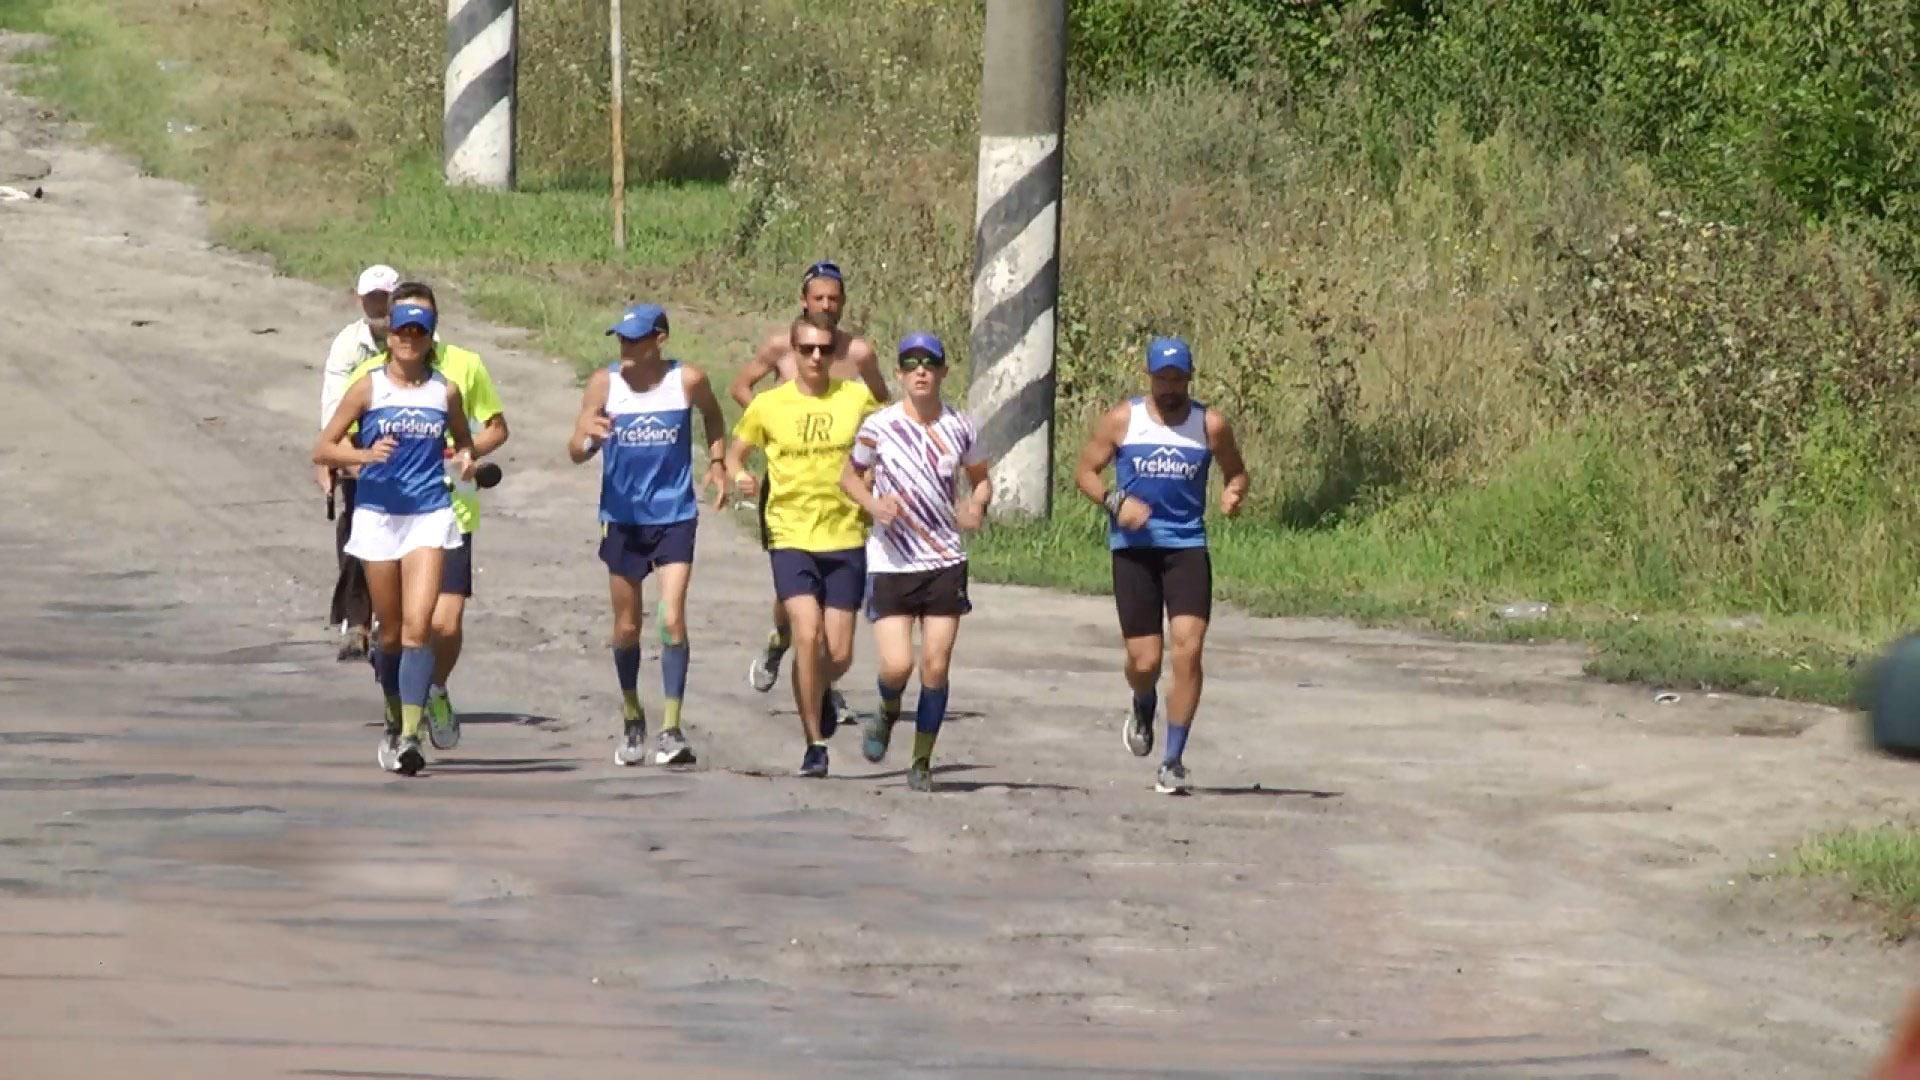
1786, 824, 1920, 940
4, 0, 1918, 715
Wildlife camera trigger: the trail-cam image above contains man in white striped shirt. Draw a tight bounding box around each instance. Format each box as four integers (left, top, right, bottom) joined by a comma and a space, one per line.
839, 331, 993, 791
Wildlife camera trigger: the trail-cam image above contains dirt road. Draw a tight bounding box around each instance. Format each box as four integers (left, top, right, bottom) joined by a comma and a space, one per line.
1, 32, 1912, 1079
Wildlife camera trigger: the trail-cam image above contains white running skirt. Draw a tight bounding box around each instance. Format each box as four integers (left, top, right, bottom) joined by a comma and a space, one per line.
344, 506, 463, 563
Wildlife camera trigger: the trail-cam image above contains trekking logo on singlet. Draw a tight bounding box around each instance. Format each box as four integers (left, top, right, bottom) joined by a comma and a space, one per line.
1131, 445, 1201, 481
615, 414, 681, 447
378, 407, 445, 440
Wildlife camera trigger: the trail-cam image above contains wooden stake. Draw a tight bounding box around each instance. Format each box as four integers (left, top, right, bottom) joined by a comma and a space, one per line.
609, 0, 626, 252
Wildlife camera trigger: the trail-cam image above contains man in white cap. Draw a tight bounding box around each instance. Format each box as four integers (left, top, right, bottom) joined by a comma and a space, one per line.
317, 263, 398, 661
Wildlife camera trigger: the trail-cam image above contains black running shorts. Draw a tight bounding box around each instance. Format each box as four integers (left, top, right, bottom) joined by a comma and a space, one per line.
1111, 546, 1211, 639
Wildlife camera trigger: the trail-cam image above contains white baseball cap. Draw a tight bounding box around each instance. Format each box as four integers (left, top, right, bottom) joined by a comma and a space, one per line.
355, 264, 399, 296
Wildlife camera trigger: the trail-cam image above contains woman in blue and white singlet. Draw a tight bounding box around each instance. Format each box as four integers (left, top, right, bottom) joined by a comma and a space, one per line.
314, 302, 476, 776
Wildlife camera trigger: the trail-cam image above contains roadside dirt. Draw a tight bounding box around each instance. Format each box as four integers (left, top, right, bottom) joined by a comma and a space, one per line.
0, 30, 1912, 1079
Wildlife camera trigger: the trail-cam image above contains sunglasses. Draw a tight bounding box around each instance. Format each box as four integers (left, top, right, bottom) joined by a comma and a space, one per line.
897, 353, 945, 370
796, 341, 833, 356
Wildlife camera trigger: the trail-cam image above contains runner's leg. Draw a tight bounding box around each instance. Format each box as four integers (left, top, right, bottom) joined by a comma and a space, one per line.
911, 614, 960, 778
864, 613, 914, 762
608, 569, 648, 764
1112, 549, 1166, 756
396, 546, 443, 745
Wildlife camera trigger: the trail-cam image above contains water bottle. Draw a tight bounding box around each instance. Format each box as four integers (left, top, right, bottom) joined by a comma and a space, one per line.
444, 447, 477, 495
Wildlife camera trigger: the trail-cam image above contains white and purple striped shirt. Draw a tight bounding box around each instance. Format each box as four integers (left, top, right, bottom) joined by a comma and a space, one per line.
849, 402, 983, 574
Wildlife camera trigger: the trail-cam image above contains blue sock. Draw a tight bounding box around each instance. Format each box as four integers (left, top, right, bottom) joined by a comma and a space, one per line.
915, 685, 950, 735
377, 648, 401, 700
613, 644, 641, 694
399, 646, 434, 708
1132, 689, 1157, 724
1164, 723, 1191, 766
660, 641, 689, 726
878, 678, 904, 720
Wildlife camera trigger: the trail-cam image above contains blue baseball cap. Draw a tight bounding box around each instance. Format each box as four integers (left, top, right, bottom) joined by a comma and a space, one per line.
607, 303, 668, 340
897, 331, 946, 362
802, 260, 844, 286
1147, 336, 1193, 374
389, 303, 436, 335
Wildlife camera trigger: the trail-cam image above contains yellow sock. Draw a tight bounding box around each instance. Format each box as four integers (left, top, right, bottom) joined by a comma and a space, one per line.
400, 704, 424, 740
663, 699, 682, 731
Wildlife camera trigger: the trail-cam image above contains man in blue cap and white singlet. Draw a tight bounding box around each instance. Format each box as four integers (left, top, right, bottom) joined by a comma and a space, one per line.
569, 303, 730, 767
314, 302, 478, 776
1073, 336, 1250, 794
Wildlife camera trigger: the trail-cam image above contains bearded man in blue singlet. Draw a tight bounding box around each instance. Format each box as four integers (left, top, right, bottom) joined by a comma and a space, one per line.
1073, 337, 1251, 795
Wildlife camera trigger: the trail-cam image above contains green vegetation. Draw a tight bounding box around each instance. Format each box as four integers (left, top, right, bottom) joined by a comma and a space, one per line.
1786, 824, 1920, 940
4, 0, 1919, 703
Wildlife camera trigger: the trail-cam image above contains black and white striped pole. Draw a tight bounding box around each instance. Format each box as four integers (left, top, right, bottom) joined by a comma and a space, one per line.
444, 0, 518, 191
966, 0, 1067, 519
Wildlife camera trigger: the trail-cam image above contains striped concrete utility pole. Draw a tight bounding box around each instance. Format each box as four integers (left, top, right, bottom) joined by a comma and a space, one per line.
966, 0, 1067, 519
444, 0, 518, 190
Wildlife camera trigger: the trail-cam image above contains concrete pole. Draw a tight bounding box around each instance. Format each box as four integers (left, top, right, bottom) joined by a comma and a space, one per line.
966, 0, 1066, 519
444, 0, 517, 190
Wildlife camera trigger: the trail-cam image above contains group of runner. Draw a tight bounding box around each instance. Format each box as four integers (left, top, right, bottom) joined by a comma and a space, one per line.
314, 260, 1249, 794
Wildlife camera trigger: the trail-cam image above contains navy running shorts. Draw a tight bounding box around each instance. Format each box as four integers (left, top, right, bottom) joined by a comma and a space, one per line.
770, 547, 866, 611
600, 519, 697, 581
441, 531, 474, 597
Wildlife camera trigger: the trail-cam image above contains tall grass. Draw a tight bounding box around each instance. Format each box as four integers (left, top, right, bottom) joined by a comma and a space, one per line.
9, 0, 1920, 701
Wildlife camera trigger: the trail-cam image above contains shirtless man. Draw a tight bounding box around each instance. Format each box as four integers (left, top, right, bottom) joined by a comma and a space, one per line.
729, 260, 890, 697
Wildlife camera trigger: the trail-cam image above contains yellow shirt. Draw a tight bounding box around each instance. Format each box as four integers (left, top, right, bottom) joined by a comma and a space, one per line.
733, 379, 879, 552
348, 343, 504, 534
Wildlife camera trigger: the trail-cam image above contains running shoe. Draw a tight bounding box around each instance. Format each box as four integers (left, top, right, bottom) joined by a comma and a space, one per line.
748, 633, 787, 693
1154, 761, 1192, 795
396, 736, 426, 777
426, 686, 461, 751
654, 727, 696, 766
861, 712, 893, 763
615, 712, 647, 767
907, 759, 934, 792
1124, 700, 1155, 757
376, 724, 403, 772
800, 743, 829, 778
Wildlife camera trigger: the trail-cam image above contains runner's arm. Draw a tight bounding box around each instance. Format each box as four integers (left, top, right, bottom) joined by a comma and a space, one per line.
839, 420, 883, 514
851, 338, 891, 403
566, 369, 613, 464
728, 337, 782, 409
683, 366, 731, 490
313, 377, 376, 468
960, 460, 993, 515
1073, 403, 1130, 511
445, 384, 476, 464
464, 359, 510, 458
723, 399, 767, 494
1206, 408, 1250, 516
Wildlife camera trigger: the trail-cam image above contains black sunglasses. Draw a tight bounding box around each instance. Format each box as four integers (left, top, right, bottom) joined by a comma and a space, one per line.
796, 341, 833, 356
897, 352, 945, 370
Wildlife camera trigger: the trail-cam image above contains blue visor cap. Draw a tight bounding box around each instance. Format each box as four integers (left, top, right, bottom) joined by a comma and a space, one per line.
897, 331, 946, 362
1146, 336, 1193, 374
803, 260, 843, 286
607, 303, 668, 340
389, 303, 437, 335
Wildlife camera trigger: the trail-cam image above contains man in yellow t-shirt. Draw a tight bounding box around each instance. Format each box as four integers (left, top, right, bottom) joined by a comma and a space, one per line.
726, 311, 879, 778
345, 281, 509, 752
